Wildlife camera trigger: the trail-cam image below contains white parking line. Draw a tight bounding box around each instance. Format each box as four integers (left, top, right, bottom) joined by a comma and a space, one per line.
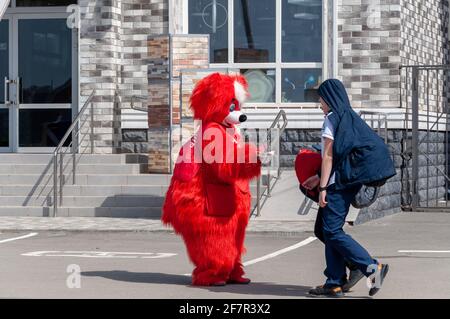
243, 236, 317, 266
183, 236, 317, 276
0, 232, 38, 244
399, 250, 450, 254
22, 251, 177, 259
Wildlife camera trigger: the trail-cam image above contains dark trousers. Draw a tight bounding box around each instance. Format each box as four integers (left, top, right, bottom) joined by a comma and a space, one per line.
315, 207, 359, 272
315, 184, 377, 287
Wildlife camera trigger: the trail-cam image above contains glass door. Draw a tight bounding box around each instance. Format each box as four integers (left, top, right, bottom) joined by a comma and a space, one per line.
13, 14, 73, 152
0, 19, 12, 152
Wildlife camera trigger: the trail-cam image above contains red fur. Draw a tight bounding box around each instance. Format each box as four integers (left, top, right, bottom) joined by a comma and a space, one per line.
162, 73, 261, 286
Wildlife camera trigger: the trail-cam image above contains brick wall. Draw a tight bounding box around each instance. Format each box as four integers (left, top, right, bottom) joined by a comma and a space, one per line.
171, 35, 209, 124
338, 0, 449, 112
146, 34, 209, 173
121, 0, 168, 113
338, 0, 401, 109
79, 0, 123, 154
400, 0, 449, 113
79, 0, 168, 155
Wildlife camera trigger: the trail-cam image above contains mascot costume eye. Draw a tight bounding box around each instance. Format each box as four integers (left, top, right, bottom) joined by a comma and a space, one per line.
162, 73, 262, 286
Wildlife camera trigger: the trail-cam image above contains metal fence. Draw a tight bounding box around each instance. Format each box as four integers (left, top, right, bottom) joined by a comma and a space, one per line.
401, 65, 450, 212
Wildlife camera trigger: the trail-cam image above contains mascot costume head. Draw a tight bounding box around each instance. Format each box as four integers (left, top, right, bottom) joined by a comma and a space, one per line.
190, 72, 249, 126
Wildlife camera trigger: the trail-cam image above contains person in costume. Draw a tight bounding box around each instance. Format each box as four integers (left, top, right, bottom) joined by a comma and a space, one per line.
162, 73, 262, 286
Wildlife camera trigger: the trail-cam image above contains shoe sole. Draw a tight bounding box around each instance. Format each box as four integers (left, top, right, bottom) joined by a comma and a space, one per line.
369, 264, 389, 297
308, 293, 345, 299
342, 272, 365, 292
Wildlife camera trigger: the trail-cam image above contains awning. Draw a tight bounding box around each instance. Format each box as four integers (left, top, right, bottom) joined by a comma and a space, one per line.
0, 0, 11, 21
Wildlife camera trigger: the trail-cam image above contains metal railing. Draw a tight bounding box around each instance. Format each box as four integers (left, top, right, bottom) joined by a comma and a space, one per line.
401, 65, 450, 211
253, 110, 288, 217
52, 90, 95, 217
359, 111, 388, 144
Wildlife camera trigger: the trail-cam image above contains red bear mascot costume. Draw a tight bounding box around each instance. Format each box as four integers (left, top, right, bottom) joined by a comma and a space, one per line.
162, 73, 262, 286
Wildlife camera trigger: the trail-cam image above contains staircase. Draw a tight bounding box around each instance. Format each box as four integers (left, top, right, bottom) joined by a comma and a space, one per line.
0, 154, 262, 218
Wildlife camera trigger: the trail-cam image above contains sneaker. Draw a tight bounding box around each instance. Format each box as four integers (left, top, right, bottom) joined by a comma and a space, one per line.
369, 263, 389, 296
309, 285, 344, 298
342, 269, 365, 292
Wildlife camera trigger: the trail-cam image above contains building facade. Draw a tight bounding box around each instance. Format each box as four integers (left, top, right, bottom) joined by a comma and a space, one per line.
0, 0, 449, 222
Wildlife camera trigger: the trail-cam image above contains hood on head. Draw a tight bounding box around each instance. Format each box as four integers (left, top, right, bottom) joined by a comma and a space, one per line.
317, 79, 352, 118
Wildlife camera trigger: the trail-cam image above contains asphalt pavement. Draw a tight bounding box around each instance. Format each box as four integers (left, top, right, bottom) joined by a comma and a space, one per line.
0, 212, 449, 299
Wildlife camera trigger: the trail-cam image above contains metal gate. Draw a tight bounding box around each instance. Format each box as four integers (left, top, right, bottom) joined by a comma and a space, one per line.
401, 65, 450, 212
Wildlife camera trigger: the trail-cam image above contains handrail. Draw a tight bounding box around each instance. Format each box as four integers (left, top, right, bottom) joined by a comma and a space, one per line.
269, 109, 288, 131
53, 90, 95, 217
254, 109, 288, 217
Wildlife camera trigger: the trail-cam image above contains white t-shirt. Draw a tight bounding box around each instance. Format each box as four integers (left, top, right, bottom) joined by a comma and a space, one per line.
321, 113, 335, 186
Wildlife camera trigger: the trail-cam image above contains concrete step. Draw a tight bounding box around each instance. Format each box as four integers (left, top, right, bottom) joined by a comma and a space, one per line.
0, 195, 166, 207
0, 206, 162, 218
0, 154, 126, 164
0, 185, 166, 197
0, 199, 258, 217
1, 195, 256, 208
0, 184, 263, 197
0, 164, 145, 175
0, 174, 172, 186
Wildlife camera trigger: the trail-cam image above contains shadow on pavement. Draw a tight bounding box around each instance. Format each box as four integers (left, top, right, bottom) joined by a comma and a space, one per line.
82, 271, 192, 285
81, 271, 369, 299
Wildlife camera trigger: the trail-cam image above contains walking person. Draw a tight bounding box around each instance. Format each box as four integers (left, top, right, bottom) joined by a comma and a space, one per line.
303, 79, 395, 297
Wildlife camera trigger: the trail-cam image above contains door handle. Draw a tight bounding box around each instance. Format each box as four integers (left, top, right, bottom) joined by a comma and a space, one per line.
4, 76, 11, 106
15, 77, 20, 106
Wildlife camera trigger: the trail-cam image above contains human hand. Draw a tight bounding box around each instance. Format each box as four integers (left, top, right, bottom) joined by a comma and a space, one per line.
302, 175, 320, 190
319, 190, 328, 208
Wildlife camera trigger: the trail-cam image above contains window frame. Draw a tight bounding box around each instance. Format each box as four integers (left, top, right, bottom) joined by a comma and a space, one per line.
6, 0, 75, 13
187, 0, 331, 108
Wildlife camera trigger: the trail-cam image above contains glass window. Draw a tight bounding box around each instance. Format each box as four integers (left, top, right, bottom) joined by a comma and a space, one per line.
189, 0, 229, 63
282, 69, 322, 103
16, 1, 77, 6
234, 0, 275, 63
19, 109, 71, 147
282, 0, 322, 62
241, 69, 276, 103
19, 19, 72, 104
187, 0, 326, 105
0, 109, 8, 147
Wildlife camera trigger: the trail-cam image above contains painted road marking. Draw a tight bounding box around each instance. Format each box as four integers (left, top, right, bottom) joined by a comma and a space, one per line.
0, 232, 38, 244
22, 251, 177, 259
243, 236, 317, 266
183, 236, 317, 276
399, 250, 450, 254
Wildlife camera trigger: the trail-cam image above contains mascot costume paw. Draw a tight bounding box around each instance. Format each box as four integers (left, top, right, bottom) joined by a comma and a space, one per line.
162, 73, 262, 286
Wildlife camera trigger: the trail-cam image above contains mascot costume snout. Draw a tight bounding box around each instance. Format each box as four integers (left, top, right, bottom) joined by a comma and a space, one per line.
162, 73, 262, 286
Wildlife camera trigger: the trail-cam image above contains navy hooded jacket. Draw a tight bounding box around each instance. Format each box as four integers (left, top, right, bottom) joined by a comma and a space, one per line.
317, 79, 396, 190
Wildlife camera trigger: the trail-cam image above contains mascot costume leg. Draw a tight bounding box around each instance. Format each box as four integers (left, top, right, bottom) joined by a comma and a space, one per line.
162, 73, 262, 286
